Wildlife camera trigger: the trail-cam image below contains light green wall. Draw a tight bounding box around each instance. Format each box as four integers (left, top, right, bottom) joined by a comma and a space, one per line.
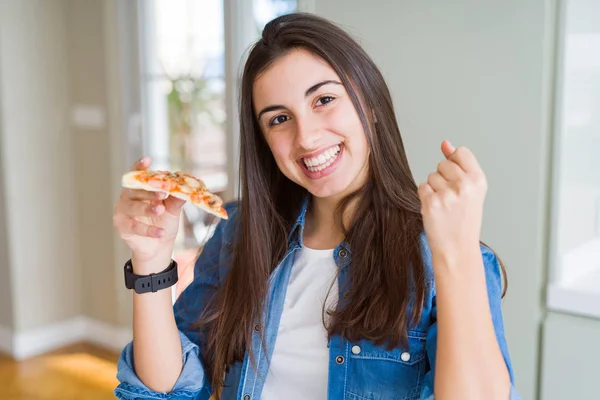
541, 312, 600, 400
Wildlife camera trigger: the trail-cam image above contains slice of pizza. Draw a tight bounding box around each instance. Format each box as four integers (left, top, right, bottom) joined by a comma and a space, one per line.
122, 170, 228, 219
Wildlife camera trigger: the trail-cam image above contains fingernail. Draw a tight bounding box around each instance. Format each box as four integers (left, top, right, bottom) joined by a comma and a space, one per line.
155, 191, 166, 199
155, 229, 164, 238
139, 156, 149, 165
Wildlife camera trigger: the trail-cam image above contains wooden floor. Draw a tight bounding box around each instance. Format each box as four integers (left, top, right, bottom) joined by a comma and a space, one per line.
0, 343, 119, 400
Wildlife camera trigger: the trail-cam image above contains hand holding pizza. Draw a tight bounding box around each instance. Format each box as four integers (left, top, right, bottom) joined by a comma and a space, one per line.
113, 157, 186, 265
417, 141, 487, 262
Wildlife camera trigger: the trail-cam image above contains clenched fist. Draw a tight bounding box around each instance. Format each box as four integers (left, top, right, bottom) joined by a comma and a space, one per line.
418, 141, 487, 262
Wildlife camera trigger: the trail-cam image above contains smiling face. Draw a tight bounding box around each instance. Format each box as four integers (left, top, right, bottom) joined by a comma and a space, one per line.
253, 49, 370, 201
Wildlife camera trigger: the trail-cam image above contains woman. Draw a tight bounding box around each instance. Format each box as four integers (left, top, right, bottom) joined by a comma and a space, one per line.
113, 13, 520, 400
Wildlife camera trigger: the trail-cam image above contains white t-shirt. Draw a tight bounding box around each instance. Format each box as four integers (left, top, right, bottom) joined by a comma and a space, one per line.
261, 246, 339, 400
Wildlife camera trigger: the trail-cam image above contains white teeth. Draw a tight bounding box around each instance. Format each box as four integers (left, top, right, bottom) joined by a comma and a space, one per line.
303, 145, 342, 172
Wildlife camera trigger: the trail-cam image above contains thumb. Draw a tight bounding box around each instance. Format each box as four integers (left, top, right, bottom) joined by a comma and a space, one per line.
441, 140, 456, 159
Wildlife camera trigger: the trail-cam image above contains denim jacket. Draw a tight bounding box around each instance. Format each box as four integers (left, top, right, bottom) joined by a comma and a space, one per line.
115, 200, 522, 400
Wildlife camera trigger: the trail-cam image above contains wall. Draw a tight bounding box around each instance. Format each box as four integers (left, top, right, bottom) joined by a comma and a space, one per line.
0, 60, 14, 332
0, 0, 130, 358
67, 0, 118, 327
314, 2, 555, 399
540, 311, 600, 399
0, 0, 81, 332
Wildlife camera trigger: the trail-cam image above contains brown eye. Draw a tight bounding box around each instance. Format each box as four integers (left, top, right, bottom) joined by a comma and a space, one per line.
315, 96, 335, 106
269, 115, 290, 126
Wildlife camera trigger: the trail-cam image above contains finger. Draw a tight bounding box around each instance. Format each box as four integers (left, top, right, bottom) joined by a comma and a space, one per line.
417, 182, 434, 199
441, 140, 455, 159
427, 172, 447, 192
449, 146, 481, 173
116, 200, 165, 218
124, 189, 167, 202
124, 217, 165, 238
163, 195, 186, 216
437, 159, 464, 181
149, 199, 166, 207
131, 156, 152, 171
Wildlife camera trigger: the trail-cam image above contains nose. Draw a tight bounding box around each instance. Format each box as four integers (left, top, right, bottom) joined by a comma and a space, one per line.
294, 115, 322, 150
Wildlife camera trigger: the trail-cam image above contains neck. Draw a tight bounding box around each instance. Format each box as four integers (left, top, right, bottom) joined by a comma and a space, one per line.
302, 162, 369, 249
310, 195, 341, 230
303, 194, 357, 250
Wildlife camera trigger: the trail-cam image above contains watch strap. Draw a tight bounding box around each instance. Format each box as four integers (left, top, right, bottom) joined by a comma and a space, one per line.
124, 259, 178, 294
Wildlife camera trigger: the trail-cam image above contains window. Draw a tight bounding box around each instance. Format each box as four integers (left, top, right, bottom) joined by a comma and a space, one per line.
254, 0, 297, 31
547, 0, 600, 318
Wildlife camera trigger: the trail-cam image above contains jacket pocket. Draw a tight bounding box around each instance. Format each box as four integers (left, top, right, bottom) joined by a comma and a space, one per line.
345, 332, 427, 400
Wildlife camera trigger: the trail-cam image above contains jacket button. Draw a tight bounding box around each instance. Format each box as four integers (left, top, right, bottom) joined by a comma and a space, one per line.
401, 352, 411, 362
336, 355, 345, 364
338, 249, 348, 259
351, 345, 361, 355
254, 324, 261, 332
243, 395, 250, 400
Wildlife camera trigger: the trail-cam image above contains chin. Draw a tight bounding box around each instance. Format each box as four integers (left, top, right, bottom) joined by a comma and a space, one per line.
288, 165, 362, 200
305, 182, 350, 200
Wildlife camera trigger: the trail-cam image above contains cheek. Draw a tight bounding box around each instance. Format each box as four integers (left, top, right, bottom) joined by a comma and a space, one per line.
331, 101, 365, 136
335, 107, 368, 152
265, 136, 294, 168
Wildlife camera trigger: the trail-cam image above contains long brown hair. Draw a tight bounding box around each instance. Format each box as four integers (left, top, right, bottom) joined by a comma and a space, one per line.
198, 12, 506, 394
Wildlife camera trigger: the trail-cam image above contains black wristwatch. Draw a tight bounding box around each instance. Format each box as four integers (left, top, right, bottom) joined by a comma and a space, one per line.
124, 259, 178, 294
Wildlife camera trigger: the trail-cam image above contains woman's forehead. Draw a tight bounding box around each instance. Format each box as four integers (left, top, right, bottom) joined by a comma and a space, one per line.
253, 49, 341, 100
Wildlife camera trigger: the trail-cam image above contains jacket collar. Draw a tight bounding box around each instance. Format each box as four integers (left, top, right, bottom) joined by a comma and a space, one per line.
287, 195, 310, 248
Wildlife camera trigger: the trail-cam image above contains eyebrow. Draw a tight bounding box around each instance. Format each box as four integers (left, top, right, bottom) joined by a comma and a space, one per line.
256, 80, 343, 121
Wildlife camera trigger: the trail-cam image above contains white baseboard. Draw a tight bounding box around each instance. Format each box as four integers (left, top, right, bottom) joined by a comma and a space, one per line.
12, 317, 87, 359
82, 317, 132, 353
0, 317, 132, 360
